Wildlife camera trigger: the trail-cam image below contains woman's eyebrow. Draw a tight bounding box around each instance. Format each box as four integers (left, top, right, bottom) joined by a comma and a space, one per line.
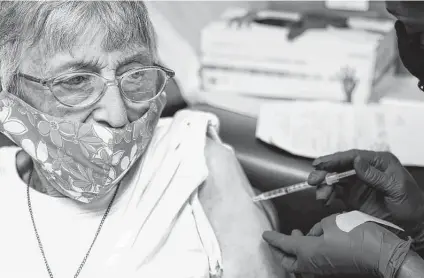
116, 53, 152, 67
52, 58, 106, 75
50, 53, 151, 76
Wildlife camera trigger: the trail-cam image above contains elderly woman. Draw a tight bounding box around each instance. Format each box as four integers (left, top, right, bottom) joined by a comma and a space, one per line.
0, 2, 287, 277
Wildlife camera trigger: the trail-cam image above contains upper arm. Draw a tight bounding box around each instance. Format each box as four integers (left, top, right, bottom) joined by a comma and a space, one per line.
198, 138, 289, 278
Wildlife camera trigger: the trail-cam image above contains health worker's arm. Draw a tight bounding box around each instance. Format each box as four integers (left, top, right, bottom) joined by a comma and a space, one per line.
199, 138, 292, 278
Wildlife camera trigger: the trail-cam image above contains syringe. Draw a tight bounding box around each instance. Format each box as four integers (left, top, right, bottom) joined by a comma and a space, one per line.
252, 169, 356, 202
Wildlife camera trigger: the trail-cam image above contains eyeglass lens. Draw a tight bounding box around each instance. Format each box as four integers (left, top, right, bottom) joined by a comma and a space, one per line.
51, 68, 167, 106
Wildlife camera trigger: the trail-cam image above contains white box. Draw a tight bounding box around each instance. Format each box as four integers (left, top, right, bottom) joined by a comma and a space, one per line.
200, 8, 397, 103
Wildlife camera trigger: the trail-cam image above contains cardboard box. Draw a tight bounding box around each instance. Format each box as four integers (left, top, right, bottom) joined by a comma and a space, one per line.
200, 8, 397, 103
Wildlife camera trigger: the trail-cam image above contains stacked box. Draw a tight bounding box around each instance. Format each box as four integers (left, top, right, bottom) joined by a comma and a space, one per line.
200, 8, 397, 103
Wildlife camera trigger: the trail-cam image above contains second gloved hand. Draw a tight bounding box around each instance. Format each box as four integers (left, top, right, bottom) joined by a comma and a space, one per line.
263, 214, 412, 277
309, 149, 424, 233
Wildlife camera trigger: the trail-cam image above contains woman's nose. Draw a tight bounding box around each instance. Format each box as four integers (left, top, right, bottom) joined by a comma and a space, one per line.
91, 83, 129, 128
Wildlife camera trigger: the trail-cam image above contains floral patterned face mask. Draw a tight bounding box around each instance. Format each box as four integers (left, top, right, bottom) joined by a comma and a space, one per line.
0, 91, 166, 203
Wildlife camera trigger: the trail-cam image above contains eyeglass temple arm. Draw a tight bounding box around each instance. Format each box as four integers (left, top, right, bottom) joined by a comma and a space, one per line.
154, 63, 175, 78
17, 73, 48, 86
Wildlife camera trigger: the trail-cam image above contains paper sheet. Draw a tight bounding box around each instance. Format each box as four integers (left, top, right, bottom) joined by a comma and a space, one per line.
336, 210, 403, 233
256, 101, 424, 166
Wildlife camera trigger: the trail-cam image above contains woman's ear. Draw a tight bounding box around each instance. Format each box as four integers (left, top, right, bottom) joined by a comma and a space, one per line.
16, 150, 33, 183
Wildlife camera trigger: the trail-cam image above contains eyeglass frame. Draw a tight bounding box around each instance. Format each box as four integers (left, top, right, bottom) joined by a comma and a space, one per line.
16, 64, 175, 108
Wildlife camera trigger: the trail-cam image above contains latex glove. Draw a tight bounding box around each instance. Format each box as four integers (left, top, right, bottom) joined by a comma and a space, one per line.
263, 214, 412, 277
308, 149, 424, 235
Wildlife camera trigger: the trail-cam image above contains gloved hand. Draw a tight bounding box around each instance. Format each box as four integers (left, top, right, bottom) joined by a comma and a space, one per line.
309, 150, 424, 236
263, 214, 412, 277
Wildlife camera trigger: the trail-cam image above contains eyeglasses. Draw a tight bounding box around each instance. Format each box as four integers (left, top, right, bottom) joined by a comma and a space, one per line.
17, 64, 175, 108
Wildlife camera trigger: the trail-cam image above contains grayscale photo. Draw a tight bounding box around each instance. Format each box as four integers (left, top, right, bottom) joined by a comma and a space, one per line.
0, 1, 423, 278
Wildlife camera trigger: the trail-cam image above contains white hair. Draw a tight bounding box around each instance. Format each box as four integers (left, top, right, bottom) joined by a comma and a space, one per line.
0, 1, 157, 92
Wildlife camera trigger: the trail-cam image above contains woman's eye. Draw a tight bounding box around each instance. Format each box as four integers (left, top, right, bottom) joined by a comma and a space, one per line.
62, 75, 89, 86
129, 71, 145, 80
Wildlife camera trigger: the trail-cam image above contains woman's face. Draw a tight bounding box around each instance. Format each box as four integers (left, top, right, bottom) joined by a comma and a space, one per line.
17, 28, 153, 128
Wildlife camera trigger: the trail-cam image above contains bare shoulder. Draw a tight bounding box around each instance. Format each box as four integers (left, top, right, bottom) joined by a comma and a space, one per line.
199, 138, 289, 278
200, 137, 255, 202
200, 138, 277, 223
